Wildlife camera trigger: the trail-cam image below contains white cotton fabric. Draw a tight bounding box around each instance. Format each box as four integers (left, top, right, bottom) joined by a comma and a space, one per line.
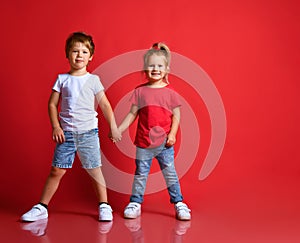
52, 73, 104, 131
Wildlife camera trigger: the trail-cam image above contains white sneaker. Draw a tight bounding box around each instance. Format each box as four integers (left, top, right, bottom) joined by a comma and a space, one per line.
174, 202, 191, 221
99, 204, 113, 221
124, 202, 141, 219
21, 204, 48, 222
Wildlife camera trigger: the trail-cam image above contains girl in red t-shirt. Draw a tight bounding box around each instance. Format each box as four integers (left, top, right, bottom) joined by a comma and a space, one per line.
118, 43, 191, 221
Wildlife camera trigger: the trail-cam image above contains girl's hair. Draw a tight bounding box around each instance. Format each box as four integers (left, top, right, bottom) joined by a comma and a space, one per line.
143, 42, 171, 83
65, 32, 95, 58
143, 42, 171, 70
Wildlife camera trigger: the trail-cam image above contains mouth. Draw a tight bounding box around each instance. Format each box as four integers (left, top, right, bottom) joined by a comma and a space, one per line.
151, 71, 161, 76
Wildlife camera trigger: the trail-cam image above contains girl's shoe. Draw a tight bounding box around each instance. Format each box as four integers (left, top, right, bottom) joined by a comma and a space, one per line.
124, 202, 141, 219
174, 202, 191, 221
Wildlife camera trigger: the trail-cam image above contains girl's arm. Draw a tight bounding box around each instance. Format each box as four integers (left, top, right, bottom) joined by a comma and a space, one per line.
48, 91, 65, 143
166, 106, 180, 147
118, 104, 139, 133
96, 91, 122, 142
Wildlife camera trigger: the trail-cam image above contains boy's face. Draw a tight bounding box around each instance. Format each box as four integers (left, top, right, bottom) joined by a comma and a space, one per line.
68, 42, 93, 72
145, 54, 168, 83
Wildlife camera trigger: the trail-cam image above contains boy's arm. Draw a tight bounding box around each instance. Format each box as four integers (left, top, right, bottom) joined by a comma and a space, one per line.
166, 106, 180, 147
48, 91, 65, 143
118, 104, 139, 133
96, 91, 122, 142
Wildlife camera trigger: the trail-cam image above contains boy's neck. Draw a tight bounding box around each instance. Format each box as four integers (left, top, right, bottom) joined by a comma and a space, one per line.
69, 69, 88, 76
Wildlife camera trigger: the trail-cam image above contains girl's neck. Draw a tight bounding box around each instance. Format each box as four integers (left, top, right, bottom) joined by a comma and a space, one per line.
146, 79, 168, 88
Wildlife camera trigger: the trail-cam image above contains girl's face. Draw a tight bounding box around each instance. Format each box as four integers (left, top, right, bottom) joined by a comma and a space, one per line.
145, 54, 168, 83
68, 42, 93, 73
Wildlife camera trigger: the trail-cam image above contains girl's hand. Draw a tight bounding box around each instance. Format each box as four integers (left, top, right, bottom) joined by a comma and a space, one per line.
110, 128, 122, 143
52, 127, 65, 144
166, 133, 176, 147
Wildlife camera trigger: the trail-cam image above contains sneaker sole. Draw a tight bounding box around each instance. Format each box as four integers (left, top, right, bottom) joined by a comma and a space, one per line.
21, 214, 48, 222
176, 215, 191, 221
124, 211, 141, 219
99, 215, 113, 222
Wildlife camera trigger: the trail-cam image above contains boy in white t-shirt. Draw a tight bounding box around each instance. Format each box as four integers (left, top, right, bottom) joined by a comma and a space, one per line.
21, 32, 121, 222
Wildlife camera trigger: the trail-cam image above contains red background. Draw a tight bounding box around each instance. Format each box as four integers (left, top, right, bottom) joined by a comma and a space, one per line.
1, 0, 300, 242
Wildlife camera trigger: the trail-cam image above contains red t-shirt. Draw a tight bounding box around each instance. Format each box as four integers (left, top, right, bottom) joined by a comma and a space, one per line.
130, 84, 181, 148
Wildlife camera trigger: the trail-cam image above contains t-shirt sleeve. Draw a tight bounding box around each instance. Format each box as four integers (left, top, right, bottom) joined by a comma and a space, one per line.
93, 75, 105, 95
171, 91, 181, 108
52, 75, 62, 93
129, 88, 139, 106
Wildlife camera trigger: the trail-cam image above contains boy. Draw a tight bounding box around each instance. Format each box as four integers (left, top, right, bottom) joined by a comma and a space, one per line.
21, 32, 121, 222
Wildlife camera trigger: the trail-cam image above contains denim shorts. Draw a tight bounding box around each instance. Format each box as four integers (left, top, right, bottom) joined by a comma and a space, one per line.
52, 128, 101, 169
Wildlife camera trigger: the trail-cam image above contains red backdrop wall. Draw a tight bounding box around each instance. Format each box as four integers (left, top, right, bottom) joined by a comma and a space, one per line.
1, 0, 300, 238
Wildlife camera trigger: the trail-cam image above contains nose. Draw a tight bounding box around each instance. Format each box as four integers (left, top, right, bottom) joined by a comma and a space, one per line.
153, 65, 160, 70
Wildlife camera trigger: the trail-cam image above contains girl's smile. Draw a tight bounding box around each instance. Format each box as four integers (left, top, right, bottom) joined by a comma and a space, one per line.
146, 54, 168, 84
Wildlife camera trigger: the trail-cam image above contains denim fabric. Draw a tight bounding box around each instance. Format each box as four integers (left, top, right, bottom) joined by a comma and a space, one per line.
52, 128, 101, 169
130, 143, 183, 204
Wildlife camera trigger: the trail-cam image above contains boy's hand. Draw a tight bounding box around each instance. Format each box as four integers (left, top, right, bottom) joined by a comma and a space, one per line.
110, 128, 122, 143
52, 127, 65, 143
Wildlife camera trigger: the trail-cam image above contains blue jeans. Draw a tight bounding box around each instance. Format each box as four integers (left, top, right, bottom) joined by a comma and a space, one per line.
130, 143, 183, 204
52, 128, 101, 169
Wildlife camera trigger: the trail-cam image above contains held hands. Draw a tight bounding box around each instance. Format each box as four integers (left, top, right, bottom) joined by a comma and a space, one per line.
52, 127, 65, 143
109, 127, 122, 143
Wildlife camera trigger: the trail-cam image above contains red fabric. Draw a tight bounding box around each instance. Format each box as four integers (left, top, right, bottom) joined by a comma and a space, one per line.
130, 84, 181, 148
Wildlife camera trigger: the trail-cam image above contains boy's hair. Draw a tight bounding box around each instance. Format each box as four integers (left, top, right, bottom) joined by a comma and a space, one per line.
65, 32, 95, 58
143, 42, 171, 70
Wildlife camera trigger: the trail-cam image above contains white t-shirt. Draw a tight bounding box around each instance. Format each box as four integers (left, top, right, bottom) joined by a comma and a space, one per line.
52, 73, 104, 131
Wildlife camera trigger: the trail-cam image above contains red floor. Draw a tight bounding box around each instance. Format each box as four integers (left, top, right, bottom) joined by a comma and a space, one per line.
2, 188, 300, 243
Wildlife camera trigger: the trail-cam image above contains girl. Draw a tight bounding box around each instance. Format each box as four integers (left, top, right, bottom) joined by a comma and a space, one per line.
118, 43, 191, 221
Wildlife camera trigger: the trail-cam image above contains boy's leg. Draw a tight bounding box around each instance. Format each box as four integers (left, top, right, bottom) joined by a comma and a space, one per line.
86, 167, 108, 203
86, 167, 113, 221
21, 166, 66, 221
40, 166, 67, 205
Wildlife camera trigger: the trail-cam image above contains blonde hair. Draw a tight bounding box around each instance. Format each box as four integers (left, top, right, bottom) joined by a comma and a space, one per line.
143, 42, 171, 83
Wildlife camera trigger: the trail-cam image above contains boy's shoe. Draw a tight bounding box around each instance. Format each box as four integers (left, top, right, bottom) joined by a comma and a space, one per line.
21, 204, 48, 222
99, 204, 113, 221
174, 202, 191, 221
124, 202, 141, 219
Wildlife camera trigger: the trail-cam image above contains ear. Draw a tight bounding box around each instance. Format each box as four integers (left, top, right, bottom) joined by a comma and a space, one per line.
89, 55, 93, 61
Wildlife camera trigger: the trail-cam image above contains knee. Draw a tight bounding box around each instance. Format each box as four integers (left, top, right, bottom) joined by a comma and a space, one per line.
49, 167, 66, 178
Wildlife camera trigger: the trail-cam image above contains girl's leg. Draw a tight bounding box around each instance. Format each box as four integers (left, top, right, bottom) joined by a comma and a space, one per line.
130, 147, 153, 203
86, 167, 108, 203
156, 146, 183, 203
40, 166, 67, 205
